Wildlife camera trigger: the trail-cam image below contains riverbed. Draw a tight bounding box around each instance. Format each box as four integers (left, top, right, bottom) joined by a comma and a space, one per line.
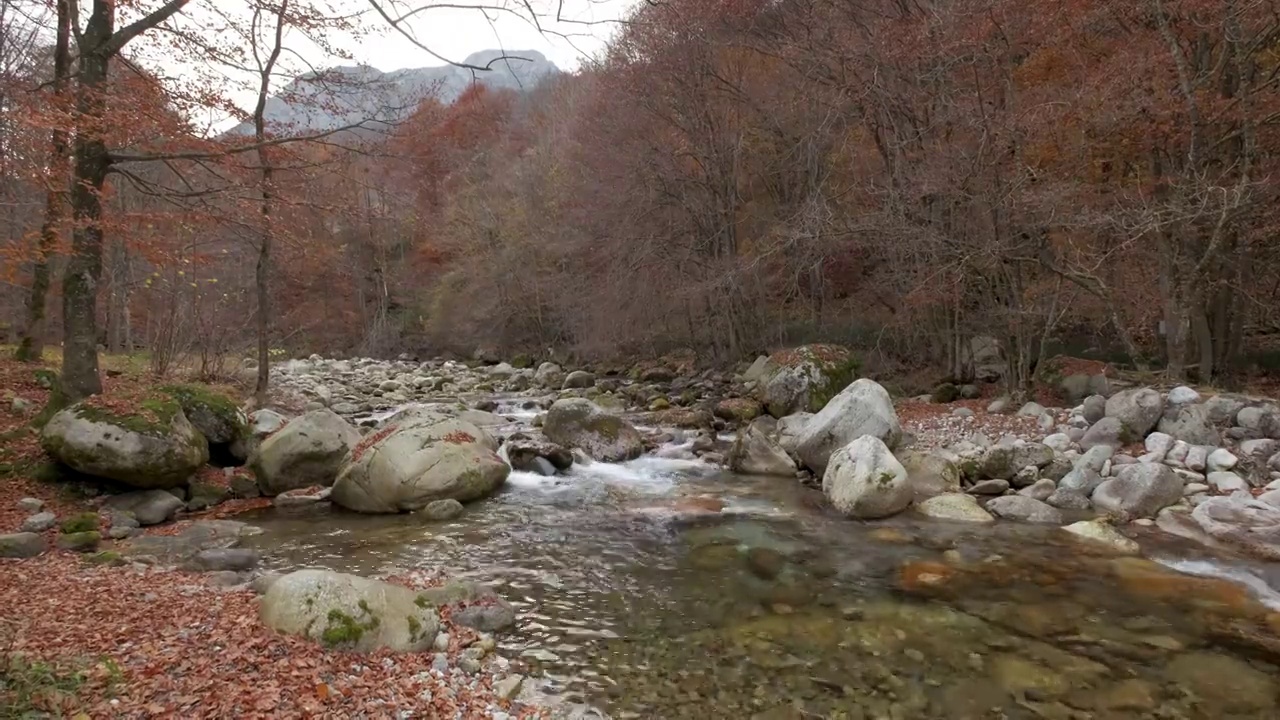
238, 400, 1280, 720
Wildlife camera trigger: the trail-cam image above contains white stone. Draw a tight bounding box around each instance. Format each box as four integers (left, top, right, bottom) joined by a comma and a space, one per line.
1207, 471, 1249, 493
1042, 433, 1072, 453
1144, 432, 1175, 459
1183, 483, 1210, 496
1183, 445, 1209, 472
1166, 386, 1201, 405
1207, 448, 1239, 472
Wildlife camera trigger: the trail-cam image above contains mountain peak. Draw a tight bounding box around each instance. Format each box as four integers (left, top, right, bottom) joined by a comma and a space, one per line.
227, 49, 559, 136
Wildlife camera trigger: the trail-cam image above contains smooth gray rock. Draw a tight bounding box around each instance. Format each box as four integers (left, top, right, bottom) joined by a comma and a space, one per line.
985, 496, 1063, 524
1092, 464, 1183, 519
1104, 388, 1163, 438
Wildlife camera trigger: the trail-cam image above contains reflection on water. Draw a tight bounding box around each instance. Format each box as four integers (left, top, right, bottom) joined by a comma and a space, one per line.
240, 448, 1280, 719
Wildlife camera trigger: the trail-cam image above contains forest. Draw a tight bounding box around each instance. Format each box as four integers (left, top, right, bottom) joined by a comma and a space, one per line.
1, 0, 1278, 397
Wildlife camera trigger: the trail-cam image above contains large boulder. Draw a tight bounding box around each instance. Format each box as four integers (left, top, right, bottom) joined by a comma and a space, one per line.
1091, 464, 1183, 520
160, 384, 248, 446
40, 397, 208, 489
795, 379, 901, 475
1104, 388, 1163, 438
542, 399, 644, 462
756, 344, 856, 418
534, 362, 564, 388
728, 417, 797, 476
1156, 404, 1220, 446
250, 409, 360, 496
331, 414, 508, 514
1079, 417, 1127, 451
1156, 497, 1280, 561
260, 569, 440, 651
775, 413, 812, 455
821, 436, 912, 519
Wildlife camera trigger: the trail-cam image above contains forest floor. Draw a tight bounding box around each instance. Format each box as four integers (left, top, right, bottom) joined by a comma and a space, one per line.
0, 353, 538, 719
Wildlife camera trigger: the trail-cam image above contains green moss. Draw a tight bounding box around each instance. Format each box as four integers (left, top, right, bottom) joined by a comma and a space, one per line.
56, 531, 100, 552
320, 606, 380, 648
406, 614, 423, 642
60, 512, 100, 534
159, 384, 247, 437
510, 354, 533, 369
70, 393, 182, 437
84, 550, 124, 566
31, 384, 69, 429
809, 355, 861, 412
932, 383, 960, 403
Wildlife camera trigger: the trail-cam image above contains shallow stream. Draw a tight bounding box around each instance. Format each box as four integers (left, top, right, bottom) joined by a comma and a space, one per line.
239, 402, 1280, 720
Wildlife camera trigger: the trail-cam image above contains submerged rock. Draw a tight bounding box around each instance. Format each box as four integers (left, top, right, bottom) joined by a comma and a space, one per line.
260, 569, 440, 651
414, 581, 517, 632
821, 436, 911, 519
985, 496, 1063, 524
1061, 520, 1140, 554
916, 493, 994, 523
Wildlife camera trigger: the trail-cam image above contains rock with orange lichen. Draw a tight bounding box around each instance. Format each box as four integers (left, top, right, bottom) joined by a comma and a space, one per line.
331, 414, 507, 513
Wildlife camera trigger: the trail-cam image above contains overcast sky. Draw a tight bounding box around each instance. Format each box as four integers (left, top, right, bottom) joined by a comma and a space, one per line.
103, 0, 635, 133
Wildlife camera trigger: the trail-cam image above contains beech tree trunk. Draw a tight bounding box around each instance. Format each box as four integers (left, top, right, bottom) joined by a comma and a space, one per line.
14, 0, 71, 363
62, 38, 112, 399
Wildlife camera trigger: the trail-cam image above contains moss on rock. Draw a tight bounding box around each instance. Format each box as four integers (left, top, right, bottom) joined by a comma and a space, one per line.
60, 512, 100, 534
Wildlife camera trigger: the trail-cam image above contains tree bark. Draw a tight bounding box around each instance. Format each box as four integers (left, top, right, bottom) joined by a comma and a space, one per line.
253, 1, 289, 404
14, 0, 71, 363
62, 32, 112, 399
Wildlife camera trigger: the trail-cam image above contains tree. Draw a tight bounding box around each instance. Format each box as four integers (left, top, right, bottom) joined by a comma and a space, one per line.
14, 0, 71, 362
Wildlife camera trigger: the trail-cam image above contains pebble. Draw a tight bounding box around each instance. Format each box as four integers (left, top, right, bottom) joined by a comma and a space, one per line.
433, 632, 450, 652
16, 498, 44, 513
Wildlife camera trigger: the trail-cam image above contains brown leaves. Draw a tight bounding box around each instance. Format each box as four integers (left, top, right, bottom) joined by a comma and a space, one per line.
0, 554, 543, 718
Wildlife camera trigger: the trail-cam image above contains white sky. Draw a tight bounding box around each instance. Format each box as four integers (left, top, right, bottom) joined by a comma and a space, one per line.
140, 0, 636, 133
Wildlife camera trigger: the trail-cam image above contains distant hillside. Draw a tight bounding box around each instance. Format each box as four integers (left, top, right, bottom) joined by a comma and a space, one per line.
225, 49, 559, 135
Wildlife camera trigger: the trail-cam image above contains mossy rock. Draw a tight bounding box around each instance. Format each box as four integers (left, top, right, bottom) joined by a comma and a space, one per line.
932, 383, 960, 404
160, 384, 248, 445
40, 397, 209, 490
758, 344, 860, 416
510, 354, 534, 369
56, 531, 101, 552
84, 550, 125, 566
542, 398, 644, 462
60, 512, 100, 534
186, 482, 232, 511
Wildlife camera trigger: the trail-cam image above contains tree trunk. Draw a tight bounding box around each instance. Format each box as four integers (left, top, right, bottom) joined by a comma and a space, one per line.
253, 0, 288, 404
14, 0, 71, 363
61, 43, 112, 399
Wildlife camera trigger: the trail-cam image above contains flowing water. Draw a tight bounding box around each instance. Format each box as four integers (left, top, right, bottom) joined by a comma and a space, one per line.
239, 405, 1280, 720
